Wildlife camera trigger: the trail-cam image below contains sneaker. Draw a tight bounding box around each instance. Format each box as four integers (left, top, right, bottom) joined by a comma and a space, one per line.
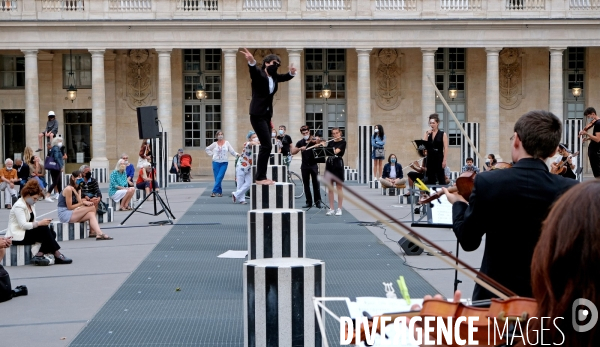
53, 193, 60, 200
326, 209, 335, 216
335, 208, 342, 216
32, 255, 50, 266
231, 193, 237, 203
44, 197, 54, 203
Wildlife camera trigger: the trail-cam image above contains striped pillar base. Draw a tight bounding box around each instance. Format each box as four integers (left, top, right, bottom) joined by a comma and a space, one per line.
252, 140, 279, 155
344, 169, 358, 181
381, 187, 399, 196
251, 183, 295, 210
248, 209, 305, 260
244, 258, 325, 347
97, 207, 114, 224
168, 174, 178, 183
1, 244, 33, 266
135, 190, 148, 204
91, 167, 107, 183
252, 165, 288, 184
252, 153, 284, 166
369, 180, 380, 189
107, 197, 134, 211
51, 221, 89, 241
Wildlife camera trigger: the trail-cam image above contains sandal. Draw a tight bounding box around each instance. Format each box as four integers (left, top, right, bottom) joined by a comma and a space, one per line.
211, 193, 216, 197
89, 233, 97, 238
96, 234, 114, 241
217, 194, 223, 197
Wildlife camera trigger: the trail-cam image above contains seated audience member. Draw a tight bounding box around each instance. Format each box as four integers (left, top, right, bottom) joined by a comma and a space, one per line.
78, 165, 102, 210
379, 154, 407, 189
121, 153, 135, 187
136, 162, 158, 198
6, 180, 72, 265
460, 157, 480, 174
485, 153, 497, 168
29, 156, 47, 193
0, 159, 19, 209
109, 159, 135, 211
406, 148, 427, 196
57, 170, 112, 240
14, 159, 30, 192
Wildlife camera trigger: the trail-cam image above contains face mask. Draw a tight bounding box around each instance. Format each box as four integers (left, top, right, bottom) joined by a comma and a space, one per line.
119, 165, 126, 171
14, 165, 20, 169
485, 159, 490, 163
303, 135, 309, 140
85, 172, 92, 179
266, 64, 279, 76
374, 128, 379, 133
146, 139, 150, 144
76, 178, 83, 185
124, 161, 129, 165
252, 137, 258, 143
59, 142, 64, 147
6, 166, 12, 171
271, 132, 276, 137
217, 135, 224, 140
25, 197, 36, 206
279, 130, 284, 135
391, 159, 396, 164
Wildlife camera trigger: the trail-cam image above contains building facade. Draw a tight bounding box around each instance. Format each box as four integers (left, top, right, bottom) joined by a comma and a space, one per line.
1, 0, 599, 175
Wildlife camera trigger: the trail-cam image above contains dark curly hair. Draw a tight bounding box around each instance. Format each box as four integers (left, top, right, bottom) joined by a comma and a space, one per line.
21, 179, 43, 198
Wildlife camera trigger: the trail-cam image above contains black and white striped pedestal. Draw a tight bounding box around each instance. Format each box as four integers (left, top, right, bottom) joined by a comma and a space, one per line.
252, 165, 288, 184
244, 257, 325, 347
1, 244, 33, 266
252, 153, 283, 166
460, 122, 481, 169
564, 119, 584, 181
51, 221, 89, 241
168, 173, 178, 183
251, 183, 295, 210
358, 125, 374, 184
248, 209, 305, 260
344, 168, 358, 181
252, 139, 279, 156
91, 168, 107, 183
96, 207, 114, 223
369, 180, 380, 189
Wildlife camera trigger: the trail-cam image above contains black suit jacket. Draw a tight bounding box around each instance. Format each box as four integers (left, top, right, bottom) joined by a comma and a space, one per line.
452, 158, 577, 301
248, 64, 294, 117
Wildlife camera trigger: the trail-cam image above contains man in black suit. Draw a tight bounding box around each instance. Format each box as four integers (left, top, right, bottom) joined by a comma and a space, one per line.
443, 110, 577, 301
240, 48, 296, 185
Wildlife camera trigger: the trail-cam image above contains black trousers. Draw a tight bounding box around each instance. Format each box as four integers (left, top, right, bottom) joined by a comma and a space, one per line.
301, 165, 321, 205
250, 114, 272, 181
426, 158, 446, 185
589, 144, 600, 178
12, 226, 60, 254
47, 169, 62, 193
407, 171, 425, 184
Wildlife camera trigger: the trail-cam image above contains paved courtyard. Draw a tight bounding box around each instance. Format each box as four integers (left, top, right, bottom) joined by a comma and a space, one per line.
0, 178, 488, 346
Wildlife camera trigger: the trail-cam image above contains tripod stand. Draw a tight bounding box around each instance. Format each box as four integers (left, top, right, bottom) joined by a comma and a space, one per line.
121, 137, 176, 225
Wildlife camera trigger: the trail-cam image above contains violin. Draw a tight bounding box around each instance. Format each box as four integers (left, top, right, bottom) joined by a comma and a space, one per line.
580, 118, 598, 138
419, 170, 476, 205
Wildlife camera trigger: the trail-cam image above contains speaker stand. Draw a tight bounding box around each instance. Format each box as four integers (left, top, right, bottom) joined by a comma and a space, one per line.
453, 239, 462, 293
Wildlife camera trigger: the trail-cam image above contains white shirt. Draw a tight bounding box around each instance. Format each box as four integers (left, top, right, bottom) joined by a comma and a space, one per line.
389, 165, 397, 179
205, 141, 238, 163
554, 155, 577, 171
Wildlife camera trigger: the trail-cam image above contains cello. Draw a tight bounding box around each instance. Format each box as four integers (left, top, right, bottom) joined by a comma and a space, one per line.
320, 172, 536, 347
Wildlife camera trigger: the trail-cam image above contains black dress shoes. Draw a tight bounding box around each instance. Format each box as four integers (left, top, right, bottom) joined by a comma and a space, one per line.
315, 202, 322, 209
302, 204, 312, 208
55, 254, 73, 265
12, 285, 28, 298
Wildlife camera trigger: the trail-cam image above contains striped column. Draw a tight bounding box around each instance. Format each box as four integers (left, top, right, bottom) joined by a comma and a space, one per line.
248, 209, 305, 259
244, 258, 325, 347
51, 221, 89, 241
96, 207, 114, 224
251, 183, 295, 210
154, 132, 169, 189
252, 165, 288, 184
460, 122, 481, 168
1, 244, 33, 266
358, 125, 374, 184
564, 119, 584, 181
91, 168, 107, 183
252, 153, 283, 166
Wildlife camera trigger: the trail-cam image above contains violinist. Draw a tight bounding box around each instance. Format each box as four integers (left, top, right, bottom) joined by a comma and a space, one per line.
579, 107, 600, 178
291, 125, 322, 209
551, 144, 577, 179
443, 110, 577, 301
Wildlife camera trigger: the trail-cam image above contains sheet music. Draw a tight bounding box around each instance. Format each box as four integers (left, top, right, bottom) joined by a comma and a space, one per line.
429, 188, 453, 225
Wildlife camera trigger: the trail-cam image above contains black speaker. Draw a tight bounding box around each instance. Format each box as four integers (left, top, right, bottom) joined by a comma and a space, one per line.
136, 106, 159, 139
398, 233, 424, 256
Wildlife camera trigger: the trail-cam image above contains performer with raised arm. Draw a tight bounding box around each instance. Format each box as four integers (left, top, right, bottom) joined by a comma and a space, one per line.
239, 48, 296, 185
579, 107, 600, 178
442, 110, 577, 301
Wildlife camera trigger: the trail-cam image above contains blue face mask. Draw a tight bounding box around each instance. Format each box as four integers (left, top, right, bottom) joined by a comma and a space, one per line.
391, 159, 396, 164
76, 178, 84, 185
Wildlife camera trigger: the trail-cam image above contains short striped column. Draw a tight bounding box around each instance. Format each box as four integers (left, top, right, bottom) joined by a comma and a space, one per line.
564, 119, 584, 181
96, 207, 114, 223
251, 165, 288, 184
358, 125, 374, 184
252, 153, 283, 166
1, 244, 33, 266
369, 179, 380, 189
252, 140, 279, 155
244, 258, 325, 347
91, 168, 107, 183
460, 122, 481, 168
51, 221, 89, 241
168, 173, 178, 183
248, 209, 305, 260
251, 183, 295, 210
106, 197, 134, 211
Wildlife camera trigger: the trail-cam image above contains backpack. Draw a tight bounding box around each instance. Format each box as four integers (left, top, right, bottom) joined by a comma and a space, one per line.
0, 265, 12, 303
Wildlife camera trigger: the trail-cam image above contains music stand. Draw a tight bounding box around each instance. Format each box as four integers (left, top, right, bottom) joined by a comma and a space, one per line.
121, 137, 176, 225
305, 147, 335, 214
412, 139, 429, 152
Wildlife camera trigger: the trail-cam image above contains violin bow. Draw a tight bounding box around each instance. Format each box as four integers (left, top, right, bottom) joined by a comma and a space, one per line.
426, 75, 490, 172
321, 172, 516, 299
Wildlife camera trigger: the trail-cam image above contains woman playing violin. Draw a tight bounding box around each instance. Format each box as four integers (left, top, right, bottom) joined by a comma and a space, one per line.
443, 110, 577, 301
579, 107, 600, 178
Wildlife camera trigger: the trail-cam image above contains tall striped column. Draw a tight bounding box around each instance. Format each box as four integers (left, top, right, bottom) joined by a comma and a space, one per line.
358, 125, 374, 184
251, 183, 295, 210
248, 209, 305, 259
460, 122, 481, 169
155, 132, 169, 188
244, 258, 325, 347
564, 119, 584, 181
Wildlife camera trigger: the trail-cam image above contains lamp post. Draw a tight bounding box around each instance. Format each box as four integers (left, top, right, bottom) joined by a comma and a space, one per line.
321, 69, 331, 99
572, 68, 582, 101
195, 69, 207, 100
448, 61, 458, 101
66, 49, 77, 102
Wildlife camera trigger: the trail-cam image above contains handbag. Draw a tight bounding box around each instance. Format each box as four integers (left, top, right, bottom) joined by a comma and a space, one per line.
97, 200, 108, 215
374, 148, 385, 158
44, 155, 60, 171
0, 265, 12, 303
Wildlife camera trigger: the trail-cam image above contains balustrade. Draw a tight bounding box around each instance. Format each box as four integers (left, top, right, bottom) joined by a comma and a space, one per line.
375, 0, 416, 11
109, 0, 151, 11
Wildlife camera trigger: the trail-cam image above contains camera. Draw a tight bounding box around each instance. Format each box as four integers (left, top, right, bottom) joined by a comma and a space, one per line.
11, 285, 28, 298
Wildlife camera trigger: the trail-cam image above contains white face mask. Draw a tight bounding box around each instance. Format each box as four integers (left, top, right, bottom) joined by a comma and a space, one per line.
279, 130, 284, 135
146, 139, 150, 144
25, 197, 36, 205
271, 132, 276, 137
252, 137, 258, 143
303, 135, 309, 140
485, 159, 490, 163
6, 166, 12, 170
58, 142, 64, 147
374, 128, 379, 133
217, 135, 224, 140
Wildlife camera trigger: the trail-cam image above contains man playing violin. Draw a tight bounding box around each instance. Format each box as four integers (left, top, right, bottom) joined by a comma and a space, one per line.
291, 125, 322, 209
443, 110, 577, 301
579, 107, 600, 178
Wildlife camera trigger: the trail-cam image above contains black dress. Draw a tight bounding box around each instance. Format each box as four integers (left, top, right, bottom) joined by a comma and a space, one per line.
588, 120, 600, 178
325, 140, 346, 181
426, 130, 446, 185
